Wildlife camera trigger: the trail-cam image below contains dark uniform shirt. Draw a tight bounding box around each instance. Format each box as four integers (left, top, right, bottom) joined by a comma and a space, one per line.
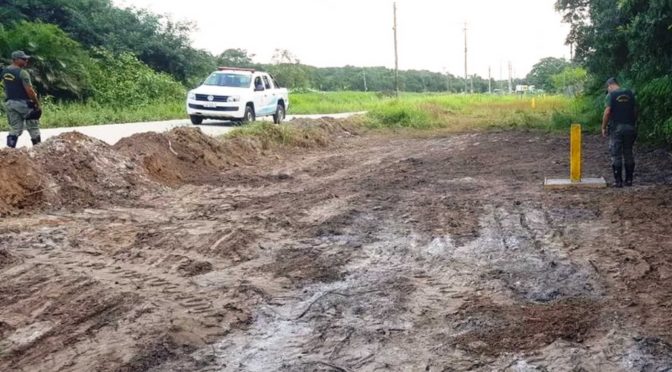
2, 66, 31, 101
606, 88, 636, 124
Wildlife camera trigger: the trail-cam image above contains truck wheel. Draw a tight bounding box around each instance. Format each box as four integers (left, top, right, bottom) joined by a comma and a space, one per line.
273, 104, 285, 124
190, 115, 203, 125
242, 105, 255, 124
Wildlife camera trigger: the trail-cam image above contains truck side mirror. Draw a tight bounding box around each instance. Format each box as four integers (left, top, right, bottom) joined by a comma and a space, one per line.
255, 85, 265, 92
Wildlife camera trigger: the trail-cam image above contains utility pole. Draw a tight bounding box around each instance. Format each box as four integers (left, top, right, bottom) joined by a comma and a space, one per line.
488, 66, 492, 94
470, 74, 474, 94
363, 70, 368, 92
509, 62, 514, 94
464, 22, 468, 93
393, 2, 399, 98
500, 61, 504, 92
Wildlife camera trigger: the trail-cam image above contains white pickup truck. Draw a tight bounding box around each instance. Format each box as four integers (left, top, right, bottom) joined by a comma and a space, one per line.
186, 67, 289, 124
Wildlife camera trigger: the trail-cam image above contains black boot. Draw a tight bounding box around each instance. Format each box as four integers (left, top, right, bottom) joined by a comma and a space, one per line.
613, 165, 623, 188
6, 135, 18, 148
31, 136, 41, 146
625, 164, 635, 187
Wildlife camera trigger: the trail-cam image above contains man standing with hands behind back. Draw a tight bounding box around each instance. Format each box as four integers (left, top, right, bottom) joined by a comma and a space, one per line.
2, 50, 42, 148
602, 78, 637, 188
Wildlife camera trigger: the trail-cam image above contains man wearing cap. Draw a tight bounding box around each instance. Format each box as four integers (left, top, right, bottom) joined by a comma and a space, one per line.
2, 50, 42, 148
602, 78, 637, 188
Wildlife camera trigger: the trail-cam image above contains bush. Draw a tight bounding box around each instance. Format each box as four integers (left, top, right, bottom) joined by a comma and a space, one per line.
88, 48, 185, 107
637, 76, 672, 144
368, 102, 432, 129
0, 21, 94, 99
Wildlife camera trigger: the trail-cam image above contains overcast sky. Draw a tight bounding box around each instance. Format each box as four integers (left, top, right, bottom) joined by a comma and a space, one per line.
114, 0, 571, 78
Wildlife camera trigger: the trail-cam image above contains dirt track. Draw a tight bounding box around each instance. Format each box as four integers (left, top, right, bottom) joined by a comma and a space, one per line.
1, 124, 672, 371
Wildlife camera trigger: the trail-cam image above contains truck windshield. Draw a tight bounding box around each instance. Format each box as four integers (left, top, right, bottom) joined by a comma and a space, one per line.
204, 73, 251, 88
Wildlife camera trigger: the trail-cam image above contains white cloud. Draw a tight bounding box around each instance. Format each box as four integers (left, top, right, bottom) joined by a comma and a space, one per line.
114, 0, 571, 78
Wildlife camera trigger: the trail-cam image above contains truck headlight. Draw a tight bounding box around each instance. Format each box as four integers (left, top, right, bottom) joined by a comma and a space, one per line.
188, 92, 196, 100
227, 96, 240, 102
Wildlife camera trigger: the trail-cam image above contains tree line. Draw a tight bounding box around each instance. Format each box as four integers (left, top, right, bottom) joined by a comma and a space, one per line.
0, 0, 528, 105
216, 48, 526, 94
556, 0, 672, 143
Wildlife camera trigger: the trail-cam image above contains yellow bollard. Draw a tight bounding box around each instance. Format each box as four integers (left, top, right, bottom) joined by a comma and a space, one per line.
570, 124, 582, 182
531, 98, 536, 109
544, 123, 606, 189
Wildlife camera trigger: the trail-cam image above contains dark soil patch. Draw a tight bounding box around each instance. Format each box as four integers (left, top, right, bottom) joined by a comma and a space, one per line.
451, 297, 602, 355
0, 249, 16, 269
178, 260, 214, 277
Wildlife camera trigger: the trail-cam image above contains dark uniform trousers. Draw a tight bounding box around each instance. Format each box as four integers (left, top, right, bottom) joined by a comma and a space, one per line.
609, 122, 636, 170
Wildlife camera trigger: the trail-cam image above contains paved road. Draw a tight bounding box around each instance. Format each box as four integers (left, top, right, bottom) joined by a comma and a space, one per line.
0, 112, 365, 149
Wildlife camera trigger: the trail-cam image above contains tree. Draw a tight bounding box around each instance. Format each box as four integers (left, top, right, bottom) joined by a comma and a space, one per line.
551, 67, 588, 95
217, 49, 255, 68
526, 57, 571, 91
556, 0, 672, 142
0, 22, 94, 99
272, 49, 300, 64
1, 0, 217, 83
267, 49, 311, 90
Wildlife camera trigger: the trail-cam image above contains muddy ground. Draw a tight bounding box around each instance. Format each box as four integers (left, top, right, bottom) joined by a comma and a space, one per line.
1, 124, 672, 371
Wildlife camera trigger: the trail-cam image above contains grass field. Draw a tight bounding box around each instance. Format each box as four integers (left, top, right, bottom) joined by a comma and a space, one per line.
0, 92, 597, 134
225, 92, 600, 148
292, 92, 598, 132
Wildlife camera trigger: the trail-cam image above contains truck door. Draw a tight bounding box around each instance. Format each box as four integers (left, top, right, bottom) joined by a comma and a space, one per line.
252, 75, 266, 117
262, 75, 276, 114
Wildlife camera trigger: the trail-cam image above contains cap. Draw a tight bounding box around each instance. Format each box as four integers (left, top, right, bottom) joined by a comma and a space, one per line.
11, 51, 31, 60
606, 77, 618, 86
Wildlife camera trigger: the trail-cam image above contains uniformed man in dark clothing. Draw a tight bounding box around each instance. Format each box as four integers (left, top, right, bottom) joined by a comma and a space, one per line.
2, 50, 42, 148
602, 78, 637, 188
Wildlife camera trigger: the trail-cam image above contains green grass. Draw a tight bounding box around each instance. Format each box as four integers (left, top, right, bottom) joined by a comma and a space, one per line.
290, 91, 595, 133
44, 100, 185, 127
0, 99, 185, 130
0, 92, 595, 136
223, 93, 597, 149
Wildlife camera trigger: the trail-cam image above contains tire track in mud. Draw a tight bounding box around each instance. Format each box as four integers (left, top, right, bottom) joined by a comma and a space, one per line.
0, 208, 259, 372
181, 183, 608, 370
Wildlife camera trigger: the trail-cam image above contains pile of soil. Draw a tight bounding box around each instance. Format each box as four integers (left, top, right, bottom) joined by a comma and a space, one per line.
114, 127, 260, 186
0, 121, 359, 215
286, 117, 361, 147
0, 149, 44, 215
32, 132, 153, 209
0, 132, 153, 216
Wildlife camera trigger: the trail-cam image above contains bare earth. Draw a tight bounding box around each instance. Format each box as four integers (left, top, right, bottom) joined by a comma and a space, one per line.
1, 124, 672, 371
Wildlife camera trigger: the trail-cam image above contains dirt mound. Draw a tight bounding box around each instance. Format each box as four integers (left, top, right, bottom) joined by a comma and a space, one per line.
0, 132, 154, 216
32, 132, 153, 209
287, 116, 361, 146
114, 127, 259, 186
1, 120, 358, 215
0, 149, 45, 215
